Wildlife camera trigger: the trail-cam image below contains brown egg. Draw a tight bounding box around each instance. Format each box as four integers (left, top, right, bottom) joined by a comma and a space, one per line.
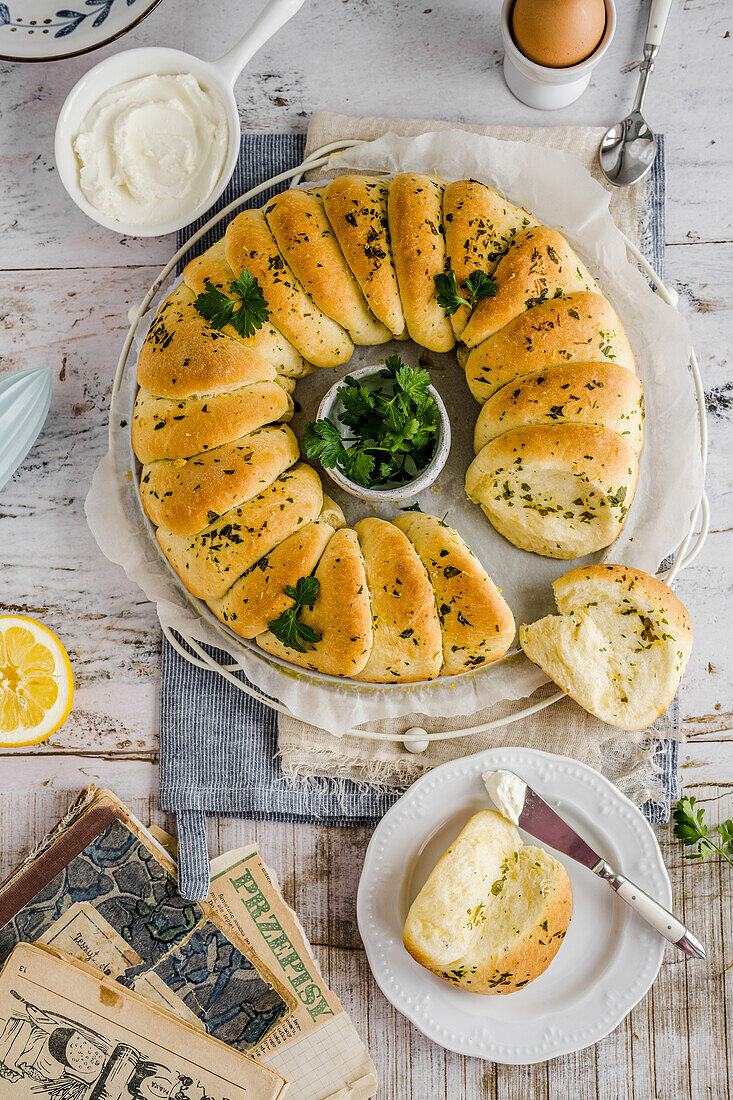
512, 0, 606, 68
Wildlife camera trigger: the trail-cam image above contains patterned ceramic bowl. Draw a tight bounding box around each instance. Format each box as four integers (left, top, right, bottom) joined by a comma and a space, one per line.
0, 0, 163, 62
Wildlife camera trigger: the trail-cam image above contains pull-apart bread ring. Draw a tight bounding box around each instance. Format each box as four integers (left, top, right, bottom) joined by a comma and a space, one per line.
520, 565, 693, 730
131, 171, 660, 681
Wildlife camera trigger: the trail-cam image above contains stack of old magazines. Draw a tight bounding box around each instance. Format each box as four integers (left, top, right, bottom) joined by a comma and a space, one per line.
0, 787, 377, 1100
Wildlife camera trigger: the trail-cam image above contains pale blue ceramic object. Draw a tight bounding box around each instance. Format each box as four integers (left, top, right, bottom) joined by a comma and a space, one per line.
0, 367, 52, 493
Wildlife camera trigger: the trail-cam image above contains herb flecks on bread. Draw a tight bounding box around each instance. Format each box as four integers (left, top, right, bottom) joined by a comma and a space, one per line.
520, 564, 693, 730
403, 810, 571, 995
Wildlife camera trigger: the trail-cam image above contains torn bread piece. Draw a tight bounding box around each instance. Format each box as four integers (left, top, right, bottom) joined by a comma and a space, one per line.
520, 564, 693, 730
403, 810, 571, 995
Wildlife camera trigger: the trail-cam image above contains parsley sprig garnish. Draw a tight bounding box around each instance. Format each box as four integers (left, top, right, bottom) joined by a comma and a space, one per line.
434, 269, 497, 317
673, 796, 733, 866
303, 356, 440, 490
267, 575, 322, 653
194, 269, 270, 340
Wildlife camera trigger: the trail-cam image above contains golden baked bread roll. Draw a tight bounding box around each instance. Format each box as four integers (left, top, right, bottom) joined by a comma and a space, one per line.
138, 424, 299, 536
388, 174, 455, 352
138, 284, 277, 399
323, 175, 407, 339
224, 209, 354, 369
354, 517, 443, 683
264, 188, 392, 346
520, 565, 693, 730
394, 512, 515, 674
318, 493, 346, 530
473, 363, 645, 455
466, 424, 639, 558
131, 382, 293, 465
464, 291, 636, 404
403, 810, 571, 994
442, 179, 538, 338
257, 527, 374, 676
182, 240, 309, 379
208, 517, 336, 639
461, 227, 599, 348
156, 463, 323, 599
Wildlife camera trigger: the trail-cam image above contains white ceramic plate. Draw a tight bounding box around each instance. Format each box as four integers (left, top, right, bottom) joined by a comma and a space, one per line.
0, 0, 162, 62
357, 747, 671, 1063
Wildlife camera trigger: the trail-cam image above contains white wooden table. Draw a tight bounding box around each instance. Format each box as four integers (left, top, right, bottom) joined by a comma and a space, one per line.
1, 0, 731, 1093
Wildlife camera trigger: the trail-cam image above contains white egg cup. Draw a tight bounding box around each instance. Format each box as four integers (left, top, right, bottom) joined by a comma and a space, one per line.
501, 0, 616, 110
54, 0, 306, 237
315, 365, 451, 505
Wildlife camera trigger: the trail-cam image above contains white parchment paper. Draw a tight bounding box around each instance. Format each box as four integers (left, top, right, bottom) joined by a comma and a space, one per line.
86, 129, 703, 737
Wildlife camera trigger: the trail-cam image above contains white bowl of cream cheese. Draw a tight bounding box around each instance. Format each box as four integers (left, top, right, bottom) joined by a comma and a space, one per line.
55, 0, 306, 237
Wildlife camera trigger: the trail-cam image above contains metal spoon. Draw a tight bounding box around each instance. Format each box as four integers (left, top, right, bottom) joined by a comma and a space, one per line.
599, 0, 673, 187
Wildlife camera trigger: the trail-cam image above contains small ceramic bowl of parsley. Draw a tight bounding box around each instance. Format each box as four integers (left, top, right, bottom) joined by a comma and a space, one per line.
304, 357, 451, 503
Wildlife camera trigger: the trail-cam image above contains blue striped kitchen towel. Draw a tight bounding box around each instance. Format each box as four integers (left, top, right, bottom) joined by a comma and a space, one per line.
161, 131, 676, 900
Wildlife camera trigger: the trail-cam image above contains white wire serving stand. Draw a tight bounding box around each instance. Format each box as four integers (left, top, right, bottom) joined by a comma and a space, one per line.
112, 138, 710, 753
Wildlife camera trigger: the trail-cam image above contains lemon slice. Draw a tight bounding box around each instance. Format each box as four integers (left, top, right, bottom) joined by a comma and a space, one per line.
0, 615, 74, 747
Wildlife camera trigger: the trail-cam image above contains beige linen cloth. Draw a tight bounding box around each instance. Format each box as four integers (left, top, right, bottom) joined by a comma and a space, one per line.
278, 112, 668, 806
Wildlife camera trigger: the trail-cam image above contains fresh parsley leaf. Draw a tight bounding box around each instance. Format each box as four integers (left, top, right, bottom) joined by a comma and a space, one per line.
194, 269, 270, 339
434, 269, 498, 316
673, 796, 733, 867
465, 269, 498, 301
267, 575, 322, 653
302, 356, 440, 490
401, 502, 423, 512
434, 270, 470, 316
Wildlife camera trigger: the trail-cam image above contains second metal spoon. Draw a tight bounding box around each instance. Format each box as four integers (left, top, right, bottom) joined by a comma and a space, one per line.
599, 0, 673, 188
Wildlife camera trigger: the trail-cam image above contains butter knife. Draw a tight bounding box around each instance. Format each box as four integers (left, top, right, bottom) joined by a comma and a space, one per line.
502, 774, 705, 959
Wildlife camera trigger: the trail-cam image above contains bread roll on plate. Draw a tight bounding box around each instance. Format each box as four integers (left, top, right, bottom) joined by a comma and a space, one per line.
257, 527, 374, 677
393, 512, 515, 674
465, 424, 639, 559
520, 564, 693, 730
323, 175, 407, 339
156, 463, 323, 600
464, 291, 636, 405
403, 810, 571, 994
442, 179, 538, 338
388, 174, 455, 353
264, 188, 392, 345
225, 209, 353, 369
461, 227, 598, 348
354, 518, 443, 683
473, 363, 645, 456
138, 424, 299, 537
182, 239, 309, 379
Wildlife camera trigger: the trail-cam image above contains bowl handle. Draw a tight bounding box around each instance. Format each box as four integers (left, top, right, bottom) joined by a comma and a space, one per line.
211, 0, 307, 87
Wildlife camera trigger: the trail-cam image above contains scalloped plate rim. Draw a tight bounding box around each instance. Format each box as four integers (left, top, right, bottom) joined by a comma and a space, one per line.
356, 746, 671, 1064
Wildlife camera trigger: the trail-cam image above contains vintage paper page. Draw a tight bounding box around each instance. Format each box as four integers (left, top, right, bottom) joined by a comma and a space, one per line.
0, 943, 288, 1100
210, 847, 377, 1100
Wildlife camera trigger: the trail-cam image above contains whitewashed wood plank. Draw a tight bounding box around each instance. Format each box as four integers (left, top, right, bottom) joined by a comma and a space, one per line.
0, 0, 731, 270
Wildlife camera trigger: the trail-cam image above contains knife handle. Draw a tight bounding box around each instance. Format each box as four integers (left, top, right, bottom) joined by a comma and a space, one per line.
595, 861, 706, 959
